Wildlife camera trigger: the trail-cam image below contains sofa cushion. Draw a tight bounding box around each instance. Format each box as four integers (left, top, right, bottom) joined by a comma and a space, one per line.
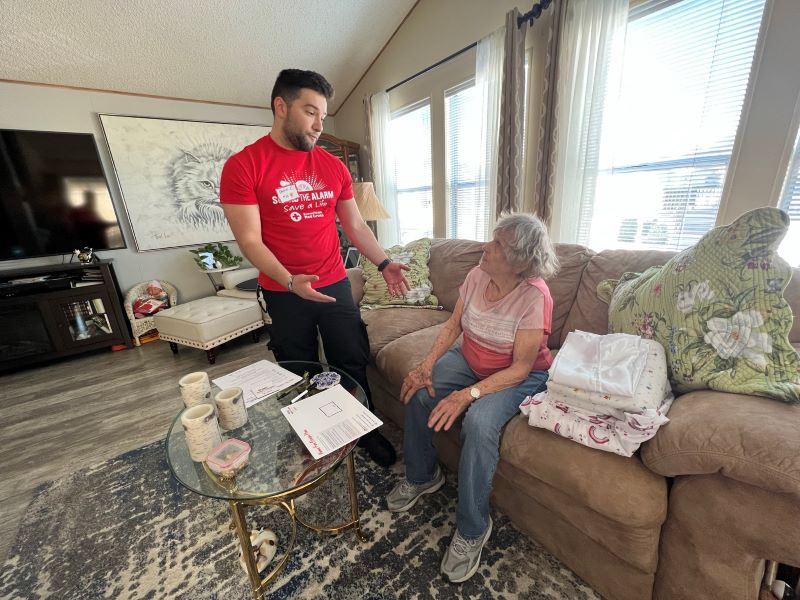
375, 324, 450, 387
787, 266, 800, 344
641, 390, 800, 498
500, 415, 667, 527
427, 238, 484, 312
362, 308, 451, 359
360, 238, 439, 307
562, 248, 675, 344
547, 244, 595, 348
604, 208, 800, 403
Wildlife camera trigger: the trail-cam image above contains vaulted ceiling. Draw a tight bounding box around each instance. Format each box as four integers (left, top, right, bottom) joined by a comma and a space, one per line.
0, 0, 417, 113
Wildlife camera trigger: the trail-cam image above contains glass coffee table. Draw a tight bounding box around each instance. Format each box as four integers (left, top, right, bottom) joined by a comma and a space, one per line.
165, 361, 369, 599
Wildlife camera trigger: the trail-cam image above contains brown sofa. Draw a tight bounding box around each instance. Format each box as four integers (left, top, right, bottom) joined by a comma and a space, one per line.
347, 238, 800, 600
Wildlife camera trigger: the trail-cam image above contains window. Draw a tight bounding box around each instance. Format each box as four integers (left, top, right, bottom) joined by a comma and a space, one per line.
445, 81, 487, 240
390, 100, 433, 245
444, 65, 529, 242
778, 127, 800, 265
582, 0, 767, 251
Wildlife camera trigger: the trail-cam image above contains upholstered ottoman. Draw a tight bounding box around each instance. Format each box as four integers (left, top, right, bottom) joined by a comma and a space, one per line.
154, 296, 264, 364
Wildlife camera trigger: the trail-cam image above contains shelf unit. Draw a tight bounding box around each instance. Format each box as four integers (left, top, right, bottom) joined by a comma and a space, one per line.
0, 260, 132, 371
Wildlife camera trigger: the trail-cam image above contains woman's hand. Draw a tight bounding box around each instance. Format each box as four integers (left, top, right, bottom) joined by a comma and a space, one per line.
427, 388, 473, 432
381, 262, 412, 297
400, 363, 434, 404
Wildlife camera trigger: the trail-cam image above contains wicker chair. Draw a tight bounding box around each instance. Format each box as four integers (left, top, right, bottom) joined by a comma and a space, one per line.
124, 281, 179, 346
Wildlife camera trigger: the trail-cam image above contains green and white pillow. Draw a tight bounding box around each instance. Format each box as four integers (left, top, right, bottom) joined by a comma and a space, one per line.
598, 207, 800, 403
359, 238, 439, 308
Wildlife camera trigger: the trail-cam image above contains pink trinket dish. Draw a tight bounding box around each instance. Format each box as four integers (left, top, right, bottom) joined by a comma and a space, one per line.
206, 438, 251, 477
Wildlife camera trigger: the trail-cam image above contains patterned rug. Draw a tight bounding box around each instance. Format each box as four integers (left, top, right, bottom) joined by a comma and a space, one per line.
0, 424, 602, 600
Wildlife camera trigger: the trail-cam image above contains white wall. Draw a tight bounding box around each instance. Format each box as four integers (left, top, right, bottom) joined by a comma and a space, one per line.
0, 81, 338, 300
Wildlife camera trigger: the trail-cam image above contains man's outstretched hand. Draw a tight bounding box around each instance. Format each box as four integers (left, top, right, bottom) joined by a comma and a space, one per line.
291, 274, 336, 302
382, 262, 411, 298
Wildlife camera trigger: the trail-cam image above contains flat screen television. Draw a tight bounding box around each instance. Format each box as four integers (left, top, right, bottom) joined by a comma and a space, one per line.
0, 129, 126, 260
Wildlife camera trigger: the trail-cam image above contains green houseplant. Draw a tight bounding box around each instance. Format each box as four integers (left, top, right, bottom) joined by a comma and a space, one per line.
189, 242, 243, 270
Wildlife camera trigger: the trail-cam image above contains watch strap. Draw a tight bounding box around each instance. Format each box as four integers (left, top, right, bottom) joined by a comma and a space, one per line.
287, 275, 294, 293
377, 258, 392, 272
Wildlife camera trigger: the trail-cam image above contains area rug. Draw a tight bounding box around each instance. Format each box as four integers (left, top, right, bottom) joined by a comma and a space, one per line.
0, 424, 603, 600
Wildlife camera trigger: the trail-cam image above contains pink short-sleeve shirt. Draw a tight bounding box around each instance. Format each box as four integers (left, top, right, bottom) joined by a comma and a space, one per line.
459, 266, 553, 378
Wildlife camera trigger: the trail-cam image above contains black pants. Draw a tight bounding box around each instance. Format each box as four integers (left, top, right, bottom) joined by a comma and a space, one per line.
260, 278, 373, 407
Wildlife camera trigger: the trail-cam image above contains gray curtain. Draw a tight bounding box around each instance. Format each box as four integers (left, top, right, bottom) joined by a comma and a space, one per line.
532, 0, 566, 227
495, 8, 528, 218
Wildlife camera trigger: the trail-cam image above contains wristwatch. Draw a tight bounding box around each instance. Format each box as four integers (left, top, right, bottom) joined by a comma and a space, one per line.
377, 258, 392, 272
287, 275, 294, 293
470, 386, 481, 400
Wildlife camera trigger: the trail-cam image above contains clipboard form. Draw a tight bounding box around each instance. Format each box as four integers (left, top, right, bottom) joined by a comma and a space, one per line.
281, 384, 383, 458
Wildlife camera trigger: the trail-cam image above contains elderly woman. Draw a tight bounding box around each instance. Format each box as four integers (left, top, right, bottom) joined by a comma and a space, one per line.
387, 213, 559, 583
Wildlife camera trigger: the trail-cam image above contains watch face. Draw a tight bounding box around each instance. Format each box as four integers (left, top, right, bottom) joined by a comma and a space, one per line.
470, 387, 480, 399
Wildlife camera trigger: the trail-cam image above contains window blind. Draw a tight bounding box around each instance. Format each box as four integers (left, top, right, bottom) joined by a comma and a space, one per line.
444, 66, 529, 242
389, 100, 433, 245
445, 81, 488, 241
778, 127, 800, 265
581, 0, 766, 252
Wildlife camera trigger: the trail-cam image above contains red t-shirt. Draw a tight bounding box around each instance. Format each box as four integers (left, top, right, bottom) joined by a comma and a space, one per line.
459, 267, 553, 378
219, 134, 353, 291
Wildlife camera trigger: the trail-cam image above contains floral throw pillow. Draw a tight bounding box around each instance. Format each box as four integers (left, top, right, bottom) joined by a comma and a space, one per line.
359, 238, 439, 308
600, 207, 800, 403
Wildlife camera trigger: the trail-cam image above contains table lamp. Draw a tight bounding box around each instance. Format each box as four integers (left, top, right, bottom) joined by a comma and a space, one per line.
352, 182, 390, 237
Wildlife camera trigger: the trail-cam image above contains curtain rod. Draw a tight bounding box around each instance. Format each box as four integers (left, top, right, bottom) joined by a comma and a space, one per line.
386, 42, 477, 93
518, 0, 553, 28
384, 0, 554, 94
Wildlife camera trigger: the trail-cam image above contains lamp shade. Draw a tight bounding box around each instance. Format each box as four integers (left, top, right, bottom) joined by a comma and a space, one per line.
352, 182, 390, 221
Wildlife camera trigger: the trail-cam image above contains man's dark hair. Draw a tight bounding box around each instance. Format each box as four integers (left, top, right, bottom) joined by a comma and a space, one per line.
270, 69, 334, 112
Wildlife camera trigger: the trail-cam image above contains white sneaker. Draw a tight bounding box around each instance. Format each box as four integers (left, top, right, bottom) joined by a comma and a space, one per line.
386, 465, 445, 512
440, 517, 493, 583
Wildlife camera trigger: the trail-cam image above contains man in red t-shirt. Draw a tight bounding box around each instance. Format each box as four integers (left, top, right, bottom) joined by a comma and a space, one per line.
220, 69, 409, 467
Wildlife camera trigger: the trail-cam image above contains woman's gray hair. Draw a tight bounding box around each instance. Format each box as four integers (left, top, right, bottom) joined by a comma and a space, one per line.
493, 213, 559, 280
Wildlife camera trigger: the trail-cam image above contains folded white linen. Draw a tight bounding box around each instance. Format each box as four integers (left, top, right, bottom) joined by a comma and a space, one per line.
549, 331, 649, 396
545, 338, 671, 417
519, 391, 673, 457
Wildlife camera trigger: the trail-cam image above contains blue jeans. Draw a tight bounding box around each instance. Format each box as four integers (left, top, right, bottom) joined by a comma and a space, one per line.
403, 346, 548, 539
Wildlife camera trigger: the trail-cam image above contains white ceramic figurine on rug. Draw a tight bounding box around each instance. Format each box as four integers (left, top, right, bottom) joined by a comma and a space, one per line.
239, 528, 277, 574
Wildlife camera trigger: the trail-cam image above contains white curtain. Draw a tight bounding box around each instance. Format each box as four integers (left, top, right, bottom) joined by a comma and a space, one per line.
368, 92, 399, 246
549, 0, 628, 243
476, 25, 505, 240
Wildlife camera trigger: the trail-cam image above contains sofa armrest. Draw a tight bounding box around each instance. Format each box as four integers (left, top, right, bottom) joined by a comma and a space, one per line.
641, 390, 800, 497
347, 267, 364, 304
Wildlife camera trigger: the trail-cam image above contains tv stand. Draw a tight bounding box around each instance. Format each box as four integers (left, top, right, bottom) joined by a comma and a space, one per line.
0, 260, 132, 371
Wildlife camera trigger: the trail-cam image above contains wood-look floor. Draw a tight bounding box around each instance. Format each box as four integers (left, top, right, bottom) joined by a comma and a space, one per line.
0, 334, 274, 564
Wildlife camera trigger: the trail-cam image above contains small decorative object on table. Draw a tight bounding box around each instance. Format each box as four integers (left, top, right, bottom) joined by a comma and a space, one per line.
190, 242, 243, 271
206, 438, 251, 478
214, 387, 248, 430
311, 371, 341, 390
178, 371, 212, 408
180, 404, 222, 462
72, 247, 98, 264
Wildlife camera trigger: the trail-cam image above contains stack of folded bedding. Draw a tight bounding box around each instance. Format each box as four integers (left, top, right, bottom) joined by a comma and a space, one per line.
520, 330, 673, 457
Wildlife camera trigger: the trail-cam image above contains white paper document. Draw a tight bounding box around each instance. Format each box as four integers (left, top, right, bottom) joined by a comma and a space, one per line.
280, 384, 383, 459
212, 360, 302, 407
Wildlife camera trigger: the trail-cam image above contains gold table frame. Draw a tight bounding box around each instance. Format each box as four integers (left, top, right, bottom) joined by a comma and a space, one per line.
167, 360, 372, 599
225, 451, 367, 599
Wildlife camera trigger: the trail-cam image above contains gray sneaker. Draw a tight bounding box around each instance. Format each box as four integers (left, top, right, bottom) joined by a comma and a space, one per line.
440, 517, 493, 583
386, 465, 445, 512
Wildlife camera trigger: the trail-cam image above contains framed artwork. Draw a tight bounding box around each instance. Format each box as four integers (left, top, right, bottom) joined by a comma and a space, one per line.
98, 114, 270, 251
